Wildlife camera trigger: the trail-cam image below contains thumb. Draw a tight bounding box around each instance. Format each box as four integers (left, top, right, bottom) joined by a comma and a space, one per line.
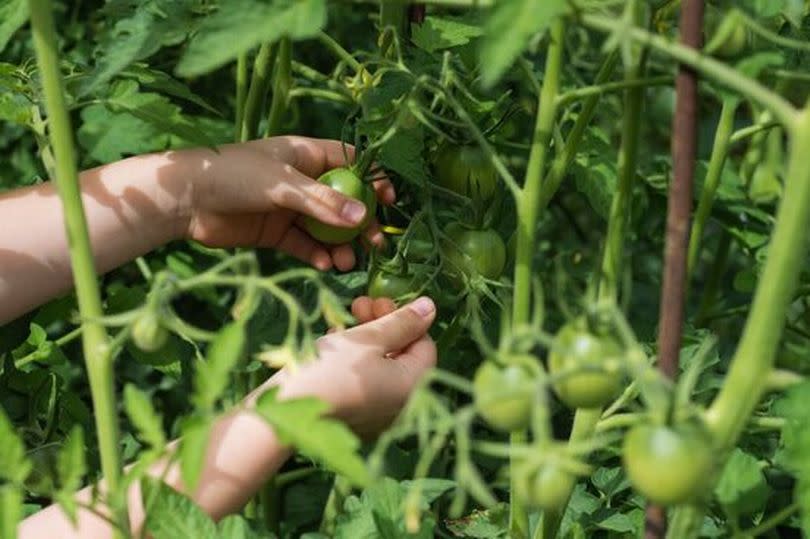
347, 297, 436, 352
281, 172, 367, 227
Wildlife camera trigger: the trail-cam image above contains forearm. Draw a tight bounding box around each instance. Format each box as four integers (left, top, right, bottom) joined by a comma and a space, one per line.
19, 374, 293, 539
0, 153, 191, 324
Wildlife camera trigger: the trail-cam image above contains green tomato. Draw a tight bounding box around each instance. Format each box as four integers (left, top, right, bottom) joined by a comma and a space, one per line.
131, 310, 169, 353
473, 360, 534, 432
707, 11, 749, 59
303, 168, 377, 245
548, 320, 624, 409
623, 423, 715, 506
367, 271, 416, 300
517, 462, 574, 512
434, 144, 498, 201
443, 223, 506, 284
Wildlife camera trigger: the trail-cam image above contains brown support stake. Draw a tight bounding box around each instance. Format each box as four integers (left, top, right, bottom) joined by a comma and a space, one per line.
646, 1, 705, 538
409, 3, 426, 24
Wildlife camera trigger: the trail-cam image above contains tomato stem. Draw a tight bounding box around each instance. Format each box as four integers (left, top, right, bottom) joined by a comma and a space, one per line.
235, 52, 248, 142
580, 13, 797, 129
28, 0, 126, 534
266, 38, 292, 137
687, 98, 738, 278
509, 18, 566, 539
240, 43, 274, 141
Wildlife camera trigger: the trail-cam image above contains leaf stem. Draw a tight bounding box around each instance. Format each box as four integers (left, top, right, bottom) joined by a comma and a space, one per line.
241, 43, 274, 141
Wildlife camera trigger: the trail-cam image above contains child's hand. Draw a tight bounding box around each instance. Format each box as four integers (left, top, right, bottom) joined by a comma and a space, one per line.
273, 296, 436, 438
176, 136, 395, 271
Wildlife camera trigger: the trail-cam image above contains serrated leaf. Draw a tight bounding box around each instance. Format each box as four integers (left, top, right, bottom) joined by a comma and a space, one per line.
0, 0, 27, 54
179, 416, 211, 491
0, 406, 31, 485
255, 388, 370, 487
124, 384, 166, 449
143, 480, 218, 539
479, 0, 568, 88
121, 64, 220, 115
714, 449, 769, 516
380, 127, 428, 186
80, 0, 199, 95
192, 322, 246, 411
445, 504, 509, 538
177, 0, 326, 78
104, 80, 215, 149
217, 515, 263, 539
411, 16, 484, 53
77, 104, 167, 164
57, 426, 86, 492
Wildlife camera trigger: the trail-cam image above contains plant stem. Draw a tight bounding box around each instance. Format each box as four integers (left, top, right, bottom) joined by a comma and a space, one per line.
317, 31, 362, 73
241, 43, 274, 141
557, 75, 669, 107
538, 51, 619, 209
599, 44, 645, 302
235, 52, 248, 142
687, 98, 738, 278
265, 38, 292, 137
694, 232, 731, 326
580, 13, 797, 129
705, 111, 810, 448
28, 0, 125, 534
509, 19, 565, 539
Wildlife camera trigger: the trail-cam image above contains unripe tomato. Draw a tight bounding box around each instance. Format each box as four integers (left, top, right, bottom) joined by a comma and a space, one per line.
303, 168, 377, 245
516, 462, 574, 512
548, 320, 624, 409
623, 423, 715, 506
706, 11, 749, 59
367, 271, 416, 300
443, 223, 506, 284
131, 310, 169, 352
434, 144, 498, 201
473, 361, 534, 432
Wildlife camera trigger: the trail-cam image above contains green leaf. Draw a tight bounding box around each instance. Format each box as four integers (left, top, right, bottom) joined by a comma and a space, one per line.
0, 485, 23, 539
192, 322, 246, 411
380, 127, 428, 186
124, 384, 166, 449
479, 0, 568, 88
411, 16, 484, 53
121, 65, 220, 115
77, 104, 167, 164
714, 448, 769, 516
217, 515, 263, 539
178, 416, 211, 492
80, 0, 199, 95
255, 388, 370, 487
0, 406, 31, 485
0, 0, 28, 54
57, 426, 86, 492
0, 63, 32, 126
445, 504, 509, 538
143, 480, 218, 539
104, 80, 216, 149
177, 0, 326, 78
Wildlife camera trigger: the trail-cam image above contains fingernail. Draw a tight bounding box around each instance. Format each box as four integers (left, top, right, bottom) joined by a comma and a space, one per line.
341, 200, 366, 224
410, 297, 435, 317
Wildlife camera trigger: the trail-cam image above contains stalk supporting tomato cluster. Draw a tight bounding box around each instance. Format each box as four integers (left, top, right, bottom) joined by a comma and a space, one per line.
508, 18, 565, 539
27, 0, 126, 534
706, 110, 810, 447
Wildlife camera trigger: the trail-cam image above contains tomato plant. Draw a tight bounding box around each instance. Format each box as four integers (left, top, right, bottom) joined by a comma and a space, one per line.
4, 1, 810, 538
303, 167, 377, 244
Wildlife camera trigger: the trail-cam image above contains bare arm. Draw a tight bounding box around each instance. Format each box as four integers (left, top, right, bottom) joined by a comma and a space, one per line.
0, 136, 394, 324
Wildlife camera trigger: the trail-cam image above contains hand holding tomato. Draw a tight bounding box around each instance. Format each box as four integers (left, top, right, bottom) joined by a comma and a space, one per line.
175, 136, 395, 272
